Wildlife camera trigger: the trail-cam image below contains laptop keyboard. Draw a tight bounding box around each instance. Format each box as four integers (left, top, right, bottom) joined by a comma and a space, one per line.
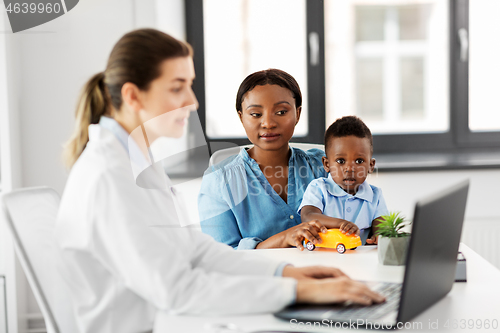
324, 282, 402, 321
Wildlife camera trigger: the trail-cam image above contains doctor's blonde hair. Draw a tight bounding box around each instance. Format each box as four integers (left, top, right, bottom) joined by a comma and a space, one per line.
63, 29, 192, 168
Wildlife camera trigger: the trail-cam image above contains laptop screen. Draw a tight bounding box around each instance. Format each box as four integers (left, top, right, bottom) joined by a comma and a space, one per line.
397, 180, 469, 323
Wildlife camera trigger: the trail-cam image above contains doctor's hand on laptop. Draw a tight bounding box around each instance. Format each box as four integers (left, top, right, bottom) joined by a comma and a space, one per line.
295, 275, 386, 306
283, 266, 386, 305
282, 265, 348, 280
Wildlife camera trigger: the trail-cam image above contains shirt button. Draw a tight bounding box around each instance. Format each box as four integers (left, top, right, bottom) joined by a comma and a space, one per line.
290, 215, 294, 219
346, 207, 352, 213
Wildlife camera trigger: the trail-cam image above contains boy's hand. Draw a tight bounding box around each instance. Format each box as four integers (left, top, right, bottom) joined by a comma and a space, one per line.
339, 221, 360, 236
365, 235, 378, 245
285, 220, 327, 250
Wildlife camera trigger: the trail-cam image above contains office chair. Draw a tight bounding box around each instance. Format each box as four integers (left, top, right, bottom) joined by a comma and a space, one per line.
209, 142, 325, 166
1, 187, 78, 333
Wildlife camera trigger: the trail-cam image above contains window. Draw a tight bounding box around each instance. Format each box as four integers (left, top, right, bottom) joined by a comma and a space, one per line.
468, 0, 500, 132
203, 0, 308, 139
186, 0, 325, 148
326, 1, 448, 134
186, 0, 500, 157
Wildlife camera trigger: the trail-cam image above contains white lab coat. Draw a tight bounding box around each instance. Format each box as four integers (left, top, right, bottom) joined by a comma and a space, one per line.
55, 124, 296, 333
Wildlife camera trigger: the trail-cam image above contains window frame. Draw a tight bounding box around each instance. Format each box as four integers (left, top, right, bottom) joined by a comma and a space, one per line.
185, 0, 325, 151
185, 0, 500, 156
453, 0, 500, 148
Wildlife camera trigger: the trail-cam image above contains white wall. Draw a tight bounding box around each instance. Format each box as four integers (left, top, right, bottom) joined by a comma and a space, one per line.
1, 5, 26, 333
3, 0, 186, 195
12, 1, 135, 194
368, 169, 500, 223
369, 168, 500, 269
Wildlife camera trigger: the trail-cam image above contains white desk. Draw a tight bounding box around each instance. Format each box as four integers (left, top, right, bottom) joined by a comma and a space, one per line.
154, 244, 500, 332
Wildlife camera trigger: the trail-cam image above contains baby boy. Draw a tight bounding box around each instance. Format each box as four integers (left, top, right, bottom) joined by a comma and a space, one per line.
298, 116, 388, 245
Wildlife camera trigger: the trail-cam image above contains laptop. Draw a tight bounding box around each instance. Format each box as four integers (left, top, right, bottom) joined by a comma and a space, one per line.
275, 180, 470, 329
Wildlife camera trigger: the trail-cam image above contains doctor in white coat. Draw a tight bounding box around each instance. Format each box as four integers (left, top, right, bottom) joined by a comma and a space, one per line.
56, 28, 384, 333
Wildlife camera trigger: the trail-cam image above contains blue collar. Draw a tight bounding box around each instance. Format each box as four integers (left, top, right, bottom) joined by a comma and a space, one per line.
323, 174, 374, 202
240, 146, 297, 166
97, 116, 155, 181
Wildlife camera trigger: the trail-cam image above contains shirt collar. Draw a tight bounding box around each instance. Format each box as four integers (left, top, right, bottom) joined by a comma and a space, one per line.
324, 174, 374, 202
240, 145, 297, 166
289, 146, 297, 162
97, 116, 156, 182
99, 116, 129, 151
240, 147, 258, 171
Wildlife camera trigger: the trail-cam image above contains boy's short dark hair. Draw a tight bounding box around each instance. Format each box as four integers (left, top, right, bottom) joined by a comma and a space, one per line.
324, 116, 373, 154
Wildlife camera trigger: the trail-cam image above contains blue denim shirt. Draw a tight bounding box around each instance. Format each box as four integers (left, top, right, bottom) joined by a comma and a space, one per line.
198, 147, 327, 249
298, 174, 389, 243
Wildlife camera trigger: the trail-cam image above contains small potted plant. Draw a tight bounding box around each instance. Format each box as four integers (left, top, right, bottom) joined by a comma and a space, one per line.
375, 212, 411, 266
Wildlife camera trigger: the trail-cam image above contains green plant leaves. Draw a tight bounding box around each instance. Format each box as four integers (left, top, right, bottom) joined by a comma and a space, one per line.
375, 211, 411, 238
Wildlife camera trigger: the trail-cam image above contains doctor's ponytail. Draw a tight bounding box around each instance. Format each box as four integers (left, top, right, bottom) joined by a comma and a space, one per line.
63, 72, 109, 168
63, 28, 192, 168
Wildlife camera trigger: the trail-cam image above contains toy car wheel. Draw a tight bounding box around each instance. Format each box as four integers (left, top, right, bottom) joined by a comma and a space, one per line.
336, 243, 346, 254
306, 241, 316, 251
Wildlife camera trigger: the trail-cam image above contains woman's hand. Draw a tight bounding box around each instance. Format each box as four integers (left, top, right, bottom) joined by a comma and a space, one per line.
284, 220, 327, 250
296, 276, 385, 306
339, 221, 360, 236
282, 265, 347, 280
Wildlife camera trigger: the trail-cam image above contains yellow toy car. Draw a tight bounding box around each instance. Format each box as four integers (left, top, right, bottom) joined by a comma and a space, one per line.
304, 229, 362, 254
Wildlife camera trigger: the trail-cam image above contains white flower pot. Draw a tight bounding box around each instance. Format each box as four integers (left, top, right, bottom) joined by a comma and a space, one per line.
378, 236, 410, 266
